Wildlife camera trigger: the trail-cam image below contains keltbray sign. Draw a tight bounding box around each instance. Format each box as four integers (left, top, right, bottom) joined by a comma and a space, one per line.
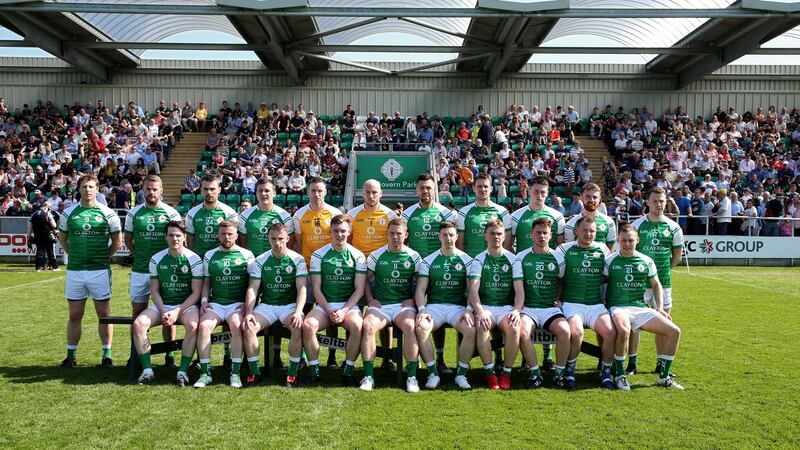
355, 154, 430, 190
684, 236, 800, 258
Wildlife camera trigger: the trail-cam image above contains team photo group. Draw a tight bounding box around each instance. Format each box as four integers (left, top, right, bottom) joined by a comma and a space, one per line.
57, 170, 684, 393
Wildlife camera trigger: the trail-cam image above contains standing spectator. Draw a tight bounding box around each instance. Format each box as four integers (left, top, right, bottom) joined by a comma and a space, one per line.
742, 198, 760, 236
28, 201, 59, 271
713, 190, 732, 235
762, 195, 783, 236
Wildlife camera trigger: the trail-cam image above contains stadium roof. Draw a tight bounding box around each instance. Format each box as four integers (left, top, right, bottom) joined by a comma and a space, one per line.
0, 0, 799, 87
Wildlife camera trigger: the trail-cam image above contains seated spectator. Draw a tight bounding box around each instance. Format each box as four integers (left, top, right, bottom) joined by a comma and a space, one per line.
287, 169, 307, 194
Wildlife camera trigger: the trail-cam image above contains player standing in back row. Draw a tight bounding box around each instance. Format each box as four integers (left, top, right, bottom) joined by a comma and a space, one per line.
629, 187, 683, 375
456, 173, 513, 257
58, 174, 122, 368
564, 182, 617, 250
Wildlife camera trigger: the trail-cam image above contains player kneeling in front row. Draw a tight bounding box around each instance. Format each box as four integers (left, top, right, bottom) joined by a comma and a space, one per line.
194, 220, 255, 388
134, 221, 202, 386
604, 223, 683, 390
242, 223, 308, 388
359, 218, 422, 392
513, 218, 572, 388
470, 219, 521, 390
415, 220, 475, 390
303, 214, 366, 387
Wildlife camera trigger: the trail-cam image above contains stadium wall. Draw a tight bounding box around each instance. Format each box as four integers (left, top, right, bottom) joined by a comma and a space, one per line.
0, 59, 798, 119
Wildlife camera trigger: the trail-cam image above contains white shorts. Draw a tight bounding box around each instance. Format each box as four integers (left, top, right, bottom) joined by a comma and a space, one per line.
427, 304, 467, 329
254, 303, 298, 325
610, 306, 659, 332
207, 302, 244, 321
644, 287, 673, 310
65, 269, 112, 301
314, 301, 363, 318
561, 302, 609, 330
368, 303, 415, 323
483, 305, 514, 325
129, 271, 151, 303
147, 303, 197, 318
522, 306, 565, 329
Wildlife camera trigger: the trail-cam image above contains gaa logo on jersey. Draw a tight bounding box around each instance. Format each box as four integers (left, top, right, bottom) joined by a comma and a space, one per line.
403, 260, 412, 269
158, 215, 167, 223
181, 265, 189, 273
454, 263, 463, 271
547, 262, 556, 271
637, 264, 645, 272
662, 229, 670, 237
379, 218, 386, 226
598, 224, 607, 231
285, 265, 293, 274
234, 258, 243, 265
501, 264, 509, 272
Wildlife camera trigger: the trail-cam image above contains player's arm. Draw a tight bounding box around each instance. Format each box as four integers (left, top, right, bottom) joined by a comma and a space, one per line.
293, 276, 307, 320
200, 275, 211, 313
58, 230, 69, 254
181, 278, 203, 313
124, 232, 134, 255
555, 277, 564, 307
149, 278, 166, 313
364, 270, 379, 307
468, 278, 491, 330
243, 278, 260, 329
671, 246, 683, 268
648, 275, 665, 314
109, 232, 122, 256
414, 276, 430, 326
513, 280, 525, 311
343, 273, 366, 312
310, 274, 328, 311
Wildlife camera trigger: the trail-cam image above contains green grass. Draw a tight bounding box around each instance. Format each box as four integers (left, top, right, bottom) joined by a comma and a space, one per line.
1, 264, 799, 448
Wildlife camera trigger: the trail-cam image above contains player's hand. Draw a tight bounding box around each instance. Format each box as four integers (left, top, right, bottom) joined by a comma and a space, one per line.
508, 310, 521, 327
367, 298, 381, 308
289, 312, 303, 329
243, 313, 257, 331
415, 311, 430, 327
462, 311, 475, 328
162, 309, 178, 326
555, 300, 563, 308
477, 312, 492, 331
657, 308, 672, 321
331, 309, 345, 324
200, 302, 209, 315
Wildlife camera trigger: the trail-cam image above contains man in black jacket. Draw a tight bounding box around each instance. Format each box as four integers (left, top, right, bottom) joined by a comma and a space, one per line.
28, 202, 59, 271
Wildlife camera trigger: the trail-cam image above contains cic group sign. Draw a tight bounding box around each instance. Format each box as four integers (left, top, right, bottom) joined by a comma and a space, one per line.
683, 236, 800, 259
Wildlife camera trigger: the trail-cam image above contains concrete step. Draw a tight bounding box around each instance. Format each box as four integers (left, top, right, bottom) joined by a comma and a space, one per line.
160, 133, 208, 204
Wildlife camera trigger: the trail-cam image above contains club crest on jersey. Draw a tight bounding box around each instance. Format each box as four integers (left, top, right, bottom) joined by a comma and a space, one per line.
403, 260, 412, 269
598, 224, 607, 231
158, 215, 167, 223
379, 218, 386, 225
454, 263, 463, 271
501, 264, 509, 272
216, 217, 223, 224
593, 252, 601, 259
547, 262, 556, 271
234, 258, 243, 265
94, 214, 102, 222
637, 264, 645, 272
662, 229, 670, 237
285, 265, 293, 274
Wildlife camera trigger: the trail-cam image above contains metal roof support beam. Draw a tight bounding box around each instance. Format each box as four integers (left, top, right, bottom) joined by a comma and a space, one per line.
293, 51, 393, 75
399, 17, 497, 47
394, 53, 492, 75
256, 16, 303, 85
0, 12, 108, 80
1, 4, 799, 19
285, 17, 386, 48
485, 18, 529, 87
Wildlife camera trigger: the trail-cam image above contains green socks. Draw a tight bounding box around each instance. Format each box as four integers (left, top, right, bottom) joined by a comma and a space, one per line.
456, 362, 469, 377
343, 360, 355, 376
658, 355, 674, 379
529, 365, 541, 377
178, 355, 192, 373
101, 345, 112, 359
200, 360, 211, 375
543, 345, 552, 361
363, 360, 374, 378
247, 357, 260, 375
288, 357, 301, 376
554, 365, 565, 378
66, 346, 77, 361
407, 361, 418, 378
614, 355, 626, 377
483, 362, 495, 376
628, 353, 638, 366
138, 352, 152, 370
231, 358, 242, 376
425, 360, 438, 376
308, 360, 320, 376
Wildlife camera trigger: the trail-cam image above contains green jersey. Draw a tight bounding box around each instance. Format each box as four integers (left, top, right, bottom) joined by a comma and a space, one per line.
149, 247, 203, 305
564, 212, 617, 246
186, 202, 239, 259
418, 249, 472, 305
557, 241, 610, 305
309, 243, 367, 302
202, 245, 255, 305
238, 204, 294, 257
632, 216, 683, 288
249, 249, 307, 306
468, 248, 516, 307
603, 251, 657, 308
124, 203, 182, 273
511, 204, 565, 250
367, 245, 421, 304
401, 203, 454, 258
456, 201, 512, 257
58, 202, 121, 271
512, 248, 565, 308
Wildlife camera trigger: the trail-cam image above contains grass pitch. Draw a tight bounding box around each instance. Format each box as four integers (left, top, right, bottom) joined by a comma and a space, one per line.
0, 264, 798, 448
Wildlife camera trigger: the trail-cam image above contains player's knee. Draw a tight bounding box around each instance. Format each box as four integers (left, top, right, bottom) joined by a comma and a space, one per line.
198, 320, 215, 335
303, 318, 318, 335
668, 324, 681, 341
133, 317, 149, 334
68, 310, 84, 322
460, 325, 476, 339
570, 327, 584, 343
184, 320, 198, 336
555, 324, 571, 341
518, 325, 531, 341
362, 318, 378, 336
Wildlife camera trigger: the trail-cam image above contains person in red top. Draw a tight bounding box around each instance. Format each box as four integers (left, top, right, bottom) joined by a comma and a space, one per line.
456, 122, 470, 141
548, 128, 560, 142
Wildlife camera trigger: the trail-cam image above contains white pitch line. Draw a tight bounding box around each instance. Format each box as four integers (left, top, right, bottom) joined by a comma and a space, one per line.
0, 276, 65, 293
687, 272, 800, 298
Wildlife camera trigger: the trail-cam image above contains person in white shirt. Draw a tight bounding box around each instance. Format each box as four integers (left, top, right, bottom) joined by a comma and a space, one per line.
714, 190, 732, 235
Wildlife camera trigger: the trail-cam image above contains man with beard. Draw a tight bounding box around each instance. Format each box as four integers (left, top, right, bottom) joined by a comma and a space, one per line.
564, 183, 617, 250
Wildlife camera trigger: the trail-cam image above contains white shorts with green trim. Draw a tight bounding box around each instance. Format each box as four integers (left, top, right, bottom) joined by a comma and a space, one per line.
368, 303, 415, 323
65, 269, 112, 301
147, 303, 196, 318
609, 306, 659, 332
522, 306, 565, 329
561, 302, 609, 330
644, 287, 673, 310
482, 305, 514, 325
427, 304, 467, 329
314, 301, 362, 318
129, 271, 151, 303
254, 303, 298, 325
207, 302, 244, 321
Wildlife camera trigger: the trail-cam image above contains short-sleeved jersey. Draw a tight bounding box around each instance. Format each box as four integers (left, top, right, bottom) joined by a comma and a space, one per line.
367, 245, 421, 304
58, 202, 121, 271
512, 248, 565, 308
292, 203, 341, 267
511, 204, 565, 250
238, 204, 294, 257
564, 212, 617, 246
347, 203, 397, 258
418, 249, 472, 305
557, 241, 610, 305
401, 202, 454, 258
202, 245, 254, 305
456, 201, 512, 257
632, 216, 683, 288
124, 203, 182, 273
248, 249, 307, 306
149, 247, 203, 305
468, 248, 516, 307
603, 251, 657, 308
186, 202, 239, 259
309, 243, 367, 302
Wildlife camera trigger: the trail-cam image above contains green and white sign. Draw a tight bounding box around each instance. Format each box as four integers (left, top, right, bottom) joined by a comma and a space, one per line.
355, 153, 432, 190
